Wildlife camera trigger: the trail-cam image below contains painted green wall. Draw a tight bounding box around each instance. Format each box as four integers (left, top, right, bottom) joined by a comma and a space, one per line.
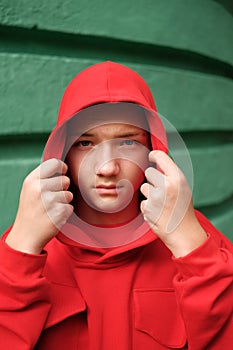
0, 0, 232, 240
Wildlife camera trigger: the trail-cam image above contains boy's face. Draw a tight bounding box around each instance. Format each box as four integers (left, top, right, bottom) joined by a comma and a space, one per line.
66, 104, 151, 221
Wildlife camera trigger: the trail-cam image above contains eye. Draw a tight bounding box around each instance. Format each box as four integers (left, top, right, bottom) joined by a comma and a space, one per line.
121, 139, 139, 146
73, 140, 93, 148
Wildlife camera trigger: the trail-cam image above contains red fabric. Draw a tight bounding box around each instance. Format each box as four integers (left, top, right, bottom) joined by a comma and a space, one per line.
43, 61, 168, 161
0, 61, 233, 349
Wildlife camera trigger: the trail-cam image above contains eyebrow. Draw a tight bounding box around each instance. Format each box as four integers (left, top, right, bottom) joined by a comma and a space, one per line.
79, 131, 147, 138
115, 131, 147, 138
80, 132, 95, 137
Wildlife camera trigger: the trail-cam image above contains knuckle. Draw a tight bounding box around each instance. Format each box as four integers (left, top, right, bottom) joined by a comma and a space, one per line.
43, 158, 62, 175
57, 203, 66, 216
52, 158, 65, 170
34, 181, 42, 197
48, 202, 64, 221
64, 204, 73, 217
39, 179, 47, 192
49, 158, 61, 173
56, 203, 72, 221
23, 172, 34, 188
145, 167, 154, 178
42, 191, 55, 207
23, 176, 41, 197
50, 158, 60, 166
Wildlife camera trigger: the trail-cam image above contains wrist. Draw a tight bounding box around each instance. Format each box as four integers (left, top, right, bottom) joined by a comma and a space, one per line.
5, 227, 43, 255
162, 221, 208, 258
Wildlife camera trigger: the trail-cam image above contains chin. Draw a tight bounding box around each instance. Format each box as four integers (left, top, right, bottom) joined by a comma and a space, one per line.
91, 196, 133, 214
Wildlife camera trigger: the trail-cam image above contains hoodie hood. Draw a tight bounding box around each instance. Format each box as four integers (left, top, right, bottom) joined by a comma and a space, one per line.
44, 61, 167, 161
43, 61, 168, 253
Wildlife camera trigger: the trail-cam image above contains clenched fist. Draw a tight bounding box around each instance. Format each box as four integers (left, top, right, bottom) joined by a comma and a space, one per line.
6, 159, 74, 254
140, 151, 207, 257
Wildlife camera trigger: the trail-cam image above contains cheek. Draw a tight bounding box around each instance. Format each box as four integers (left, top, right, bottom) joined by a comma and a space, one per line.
66, 153, 83, 185
124, 162, 146, 190
67, 152, 97, 190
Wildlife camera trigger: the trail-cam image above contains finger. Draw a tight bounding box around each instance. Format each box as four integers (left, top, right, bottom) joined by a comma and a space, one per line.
46, 202, 74, 229
39, 159, 68, 179
141, 183, 163, 209
140, 199, 146, 214
144, 166, 165, 188
140, 196, 164, 227
43, 190, 73, 205
56, 190, 73, 204
41, 176, 70, 192
149, 150, 178, 177
140, 183, 149, 198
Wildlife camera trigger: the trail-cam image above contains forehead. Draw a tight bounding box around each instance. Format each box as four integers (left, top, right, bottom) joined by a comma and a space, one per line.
81, 122, 147, 138
68, 102, 150, 136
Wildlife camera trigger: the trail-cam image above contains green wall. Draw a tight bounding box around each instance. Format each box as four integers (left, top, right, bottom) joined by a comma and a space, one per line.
0, 0, 232, 240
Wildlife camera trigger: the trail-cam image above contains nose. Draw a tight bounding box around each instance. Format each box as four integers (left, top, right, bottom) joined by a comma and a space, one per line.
95, 142, 120, 177
95, 159, 120, 176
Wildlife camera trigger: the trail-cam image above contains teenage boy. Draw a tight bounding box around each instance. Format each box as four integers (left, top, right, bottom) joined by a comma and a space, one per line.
0, 61, 232, 350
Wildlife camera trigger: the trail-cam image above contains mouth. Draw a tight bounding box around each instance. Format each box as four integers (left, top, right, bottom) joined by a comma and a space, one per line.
95, 184, 122, 196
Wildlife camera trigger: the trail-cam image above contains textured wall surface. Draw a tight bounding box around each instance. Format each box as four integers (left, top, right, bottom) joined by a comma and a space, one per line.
0, 0, 232, 240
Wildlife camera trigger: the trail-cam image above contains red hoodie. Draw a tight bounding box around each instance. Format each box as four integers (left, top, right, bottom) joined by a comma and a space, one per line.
0, 61, 232, 350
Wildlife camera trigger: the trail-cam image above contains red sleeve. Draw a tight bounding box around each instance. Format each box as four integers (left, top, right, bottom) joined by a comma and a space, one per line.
173, 212, 233, 349
0, 232, 51, 349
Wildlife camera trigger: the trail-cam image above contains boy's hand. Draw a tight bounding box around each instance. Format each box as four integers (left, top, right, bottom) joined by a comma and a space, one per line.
6, 159, 73, 254
140, 151, 207, 257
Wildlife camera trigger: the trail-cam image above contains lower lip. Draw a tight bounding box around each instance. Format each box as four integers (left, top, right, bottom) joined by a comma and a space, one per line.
95, 187, 121, 195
